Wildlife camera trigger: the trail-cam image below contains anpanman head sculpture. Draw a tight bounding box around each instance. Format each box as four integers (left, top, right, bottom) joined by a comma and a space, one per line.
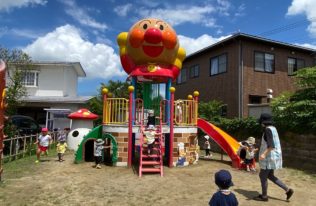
117, 18, 186, 82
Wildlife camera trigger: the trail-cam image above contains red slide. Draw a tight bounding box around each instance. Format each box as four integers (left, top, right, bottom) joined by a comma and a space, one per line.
197, 118, 241, 168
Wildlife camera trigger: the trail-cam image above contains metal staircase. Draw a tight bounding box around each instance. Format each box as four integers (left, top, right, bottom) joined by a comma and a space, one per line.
139, 118, 164, 177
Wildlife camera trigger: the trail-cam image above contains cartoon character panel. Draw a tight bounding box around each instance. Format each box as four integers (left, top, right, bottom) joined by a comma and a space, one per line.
117, 18, 186, 82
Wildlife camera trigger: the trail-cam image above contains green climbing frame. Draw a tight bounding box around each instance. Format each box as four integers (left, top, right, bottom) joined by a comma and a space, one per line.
74, 125, 118, 164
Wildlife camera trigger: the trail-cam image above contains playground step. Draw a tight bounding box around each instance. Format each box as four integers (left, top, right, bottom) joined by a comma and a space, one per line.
141, 168, 161, 173
142, 160, 160, 165
142, 154, 159, 158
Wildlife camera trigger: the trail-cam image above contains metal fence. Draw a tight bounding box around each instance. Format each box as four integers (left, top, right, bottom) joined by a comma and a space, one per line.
2, 131, 62, 163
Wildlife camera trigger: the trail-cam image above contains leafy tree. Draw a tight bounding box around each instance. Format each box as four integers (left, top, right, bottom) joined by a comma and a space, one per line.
88, 80, 137, 125
0, 46, 31, 115
198, 100, 224, 123
271, 67, 316, 133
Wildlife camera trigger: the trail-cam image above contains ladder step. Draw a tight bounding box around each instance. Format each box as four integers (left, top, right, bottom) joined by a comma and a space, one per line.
141, 168, 161, 173
142, 161, 160, 165
142, 154, 159, 158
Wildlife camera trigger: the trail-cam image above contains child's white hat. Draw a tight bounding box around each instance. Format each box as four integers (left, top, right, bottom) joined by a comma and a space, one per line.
96, 138, 104, 145
147, 125, 155, 130
246, 136, 255, 145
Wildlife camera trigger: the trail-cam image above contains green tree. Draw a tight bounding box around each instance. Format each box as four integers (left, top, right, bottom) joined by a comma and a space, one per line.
198, 100, 224, 123
0, 46, 31, 115
271, 66, 316, 133
88, 80, 137, 125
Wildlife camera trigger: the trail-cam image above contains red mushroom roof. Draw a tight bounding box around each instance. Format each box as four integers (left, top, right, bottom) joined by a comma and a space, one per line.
68, 108, 98, 120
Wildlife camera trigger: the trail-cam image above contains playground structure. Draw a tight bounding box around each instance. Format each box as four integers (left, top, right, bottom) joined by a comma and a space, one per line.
74, 18, 245, 176
0, 60, 6, 181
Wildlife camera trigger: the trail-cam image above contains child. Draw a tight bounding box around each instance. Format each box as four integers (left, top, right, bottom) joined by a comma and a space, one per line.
57, 127, 69, 143
244, 136, 258, 172
94, 138, 104, 169
147, 110, 155, 127
204, 139, 212, 158
209, 170, 238, 206
56, 139, 67, 162
34, 128, 52, 163
143, 124, 156, 155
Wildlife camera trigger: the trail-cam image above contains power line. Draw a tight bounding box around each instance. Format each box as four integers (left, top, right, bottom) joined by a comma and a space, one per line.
258, 17, 316, 37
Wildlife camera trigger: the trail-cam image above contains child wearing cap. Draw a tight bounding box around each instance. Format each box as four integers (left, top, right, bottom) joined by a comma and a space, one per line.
146, 110, 156, 127
94, 138, 104, 169
244, 137, 258, 172
143, 124, 157, 155
34, 128, 52, 163
209, 169, 238, 206
56, 138, 67, 162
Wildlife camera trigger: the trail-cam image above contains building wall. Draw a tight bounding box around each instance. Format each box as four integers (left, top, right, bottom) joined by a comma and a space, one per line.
241, 40, 315, 117
64, 66, 77, 97
177, 37, 315, 118
22, 64, 78, 97
175, 41, 240, 118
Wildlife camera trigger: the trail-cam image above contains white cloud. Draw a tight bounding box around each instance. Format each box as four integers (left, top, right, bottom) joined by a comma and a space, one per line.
23, 25, 125, 79
60, 0, 107, 31
0, 0, 47, 11
178, 34, 231, 55
217, 0, 231, 16
114, 4, 132, 17
295, 43, 316, 50
138, 5, 216, 27
287, 0, 316, 37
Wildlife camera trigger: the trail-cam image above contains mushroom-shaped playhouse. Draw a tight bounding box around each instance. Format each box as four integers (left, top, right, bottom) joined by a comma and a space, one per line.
67, 109, 98, 151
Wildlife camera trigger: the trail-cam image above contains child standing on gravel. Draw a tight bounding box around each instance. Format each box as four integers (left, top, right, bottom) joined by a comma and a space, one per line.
94, 139, 104, 169
209, 170, 238, 206
56, 138, 67, 162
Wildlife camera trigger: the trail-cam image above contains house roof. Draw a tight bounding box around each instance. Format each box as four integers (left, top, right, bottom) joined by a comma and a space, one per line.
30, 61, 86, 77
21, 96, 93, 104
185, 32, 316, 61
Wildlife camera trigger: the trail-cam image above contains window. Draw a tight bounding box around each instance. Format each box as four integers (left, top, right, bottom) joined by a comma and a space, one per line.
21, 71, 39, 87
288, 58, 305, 75
176, 68, 187, 84
254, 52, 274, 73
210, 54, 227, 76
249, 95, 262, 104
189, 65, 199, 78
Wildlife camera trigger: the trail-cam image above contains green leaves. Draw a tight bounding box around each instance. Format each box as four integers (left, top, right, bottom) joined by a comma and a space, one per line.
271, 66, 316, 133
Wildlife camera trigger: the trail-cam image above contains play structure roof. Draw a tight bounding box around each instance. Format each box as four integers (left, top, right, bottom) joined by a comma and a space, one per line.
68, 108, 98, 120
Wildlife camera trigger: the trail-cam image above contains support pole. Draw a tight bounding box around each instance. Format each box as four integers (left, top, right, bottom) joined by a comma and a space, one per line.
193, 91, 199, 125
165, 79, 171, 125
128, 86, 134, 167
102, 88, 108, 124
169, 87, 175, 167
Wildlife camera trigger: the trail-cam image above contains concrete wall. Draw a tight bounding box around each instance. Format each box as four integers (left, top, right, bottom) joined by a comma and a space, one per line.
281, 133, 316, 171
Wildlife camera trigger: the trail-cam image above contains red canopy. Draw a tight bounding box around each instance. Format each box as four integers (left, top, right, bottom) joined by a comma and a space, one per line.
68, 108, 98, 120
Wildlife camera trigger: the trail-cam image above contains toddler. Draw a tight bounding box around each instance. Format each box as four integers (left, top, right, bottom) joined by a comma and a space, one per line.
143, 124, 156, 155
56, 139, 67, 162
209, 170, 238, 206
94, 139, 104, 169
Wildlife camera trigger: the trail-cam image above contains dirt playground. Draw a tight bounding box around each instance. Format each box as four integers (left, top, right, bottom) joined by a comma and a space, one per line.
0, 151, 315, 206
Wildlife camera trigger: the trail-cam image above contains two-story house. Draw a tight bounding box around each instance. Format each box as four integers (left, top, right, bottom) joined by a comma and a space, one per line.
8, 61, 93, 129
174, 33, 316, 118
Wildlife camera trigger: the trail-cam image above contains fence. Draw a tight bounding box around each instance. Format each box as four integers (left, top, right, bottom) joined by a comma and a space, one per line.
2, 131, 62, 163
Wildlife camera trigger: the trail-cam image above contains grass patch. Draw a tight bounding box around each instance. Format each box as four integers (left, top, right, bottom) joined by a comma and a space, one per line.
2, 147, 58, 180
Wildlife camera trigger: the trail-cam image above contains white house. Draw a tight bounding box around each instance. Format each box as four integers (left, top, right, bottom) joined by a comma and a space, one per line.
7, 61, 94, 130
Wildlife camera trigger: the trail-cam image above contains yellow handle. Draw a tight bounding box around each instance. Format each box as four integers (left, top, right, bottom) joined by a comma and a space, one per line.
1, 89, 6, 109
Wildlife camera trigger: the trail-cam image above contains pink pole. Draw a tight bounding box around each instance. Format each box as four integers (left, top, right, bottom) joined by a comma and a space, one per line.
128, 86, 134, 167
169, 87, 175, 167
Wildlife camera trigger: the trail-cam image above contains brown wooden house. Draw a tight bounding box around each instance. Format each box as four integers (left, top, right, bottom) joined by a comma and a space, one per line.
174, 33, 316, 118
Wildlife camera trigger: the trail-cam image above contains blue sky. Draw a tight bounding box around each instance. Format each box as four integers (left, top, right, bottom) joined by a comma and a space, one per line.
1, 0, 316, 96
